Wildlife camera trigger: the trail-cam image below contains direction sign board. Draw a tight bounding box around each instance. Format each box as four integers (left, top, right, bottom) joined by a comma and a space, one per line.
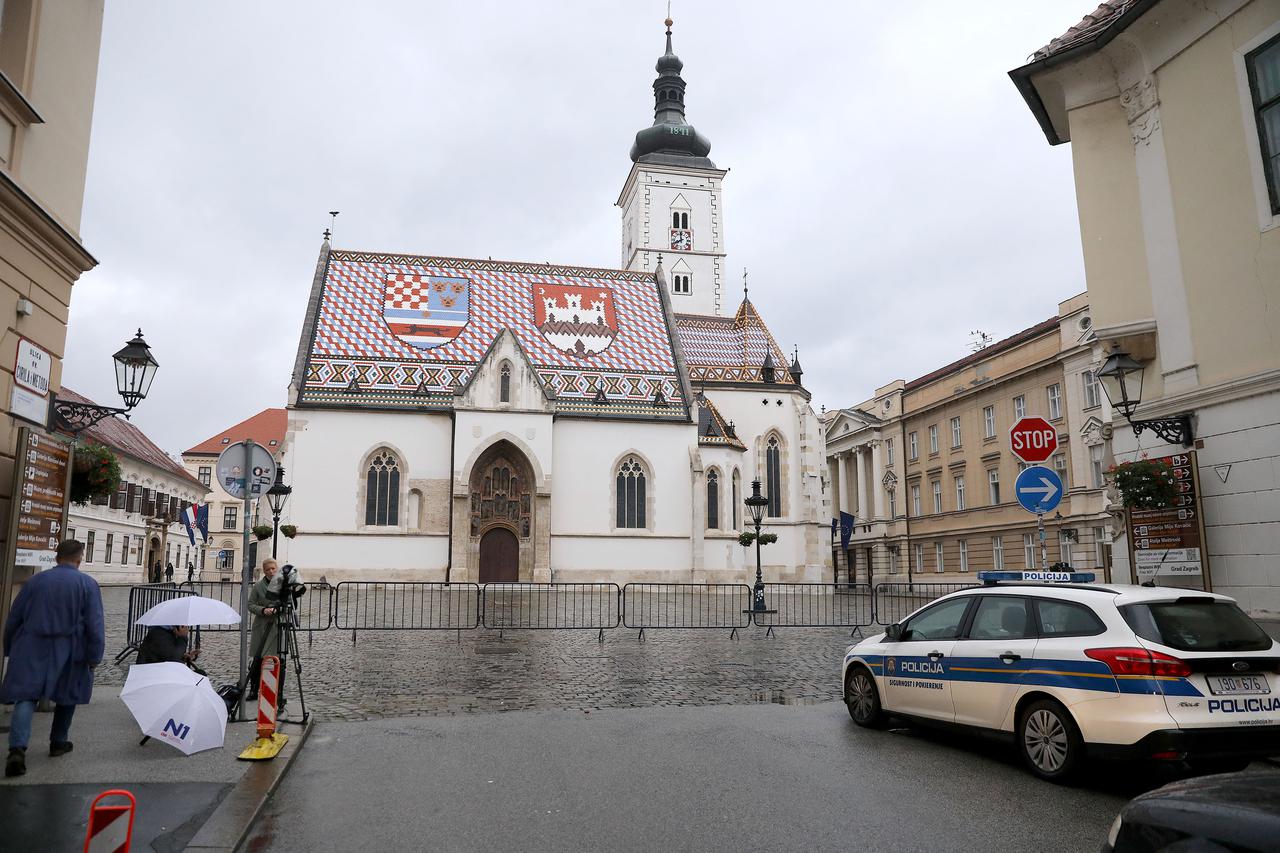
1015, 465, 1063, 515
1127, 451, 1209, 588
1009, 416, 1058, 464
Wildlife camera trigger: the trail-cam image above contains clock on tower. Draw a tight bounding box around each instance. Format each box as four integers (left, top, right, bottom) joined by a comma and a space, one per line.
669, 228, 692, 251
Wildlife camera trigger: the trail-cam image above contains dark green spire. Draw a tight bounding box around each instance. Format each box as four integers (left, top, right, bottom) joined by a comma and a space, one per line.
629, 17, 715, 168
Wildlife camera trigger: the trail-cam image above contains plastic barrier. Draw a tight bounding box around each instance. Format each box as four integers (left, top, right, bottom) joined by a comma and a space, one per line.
83, 789, 135, 853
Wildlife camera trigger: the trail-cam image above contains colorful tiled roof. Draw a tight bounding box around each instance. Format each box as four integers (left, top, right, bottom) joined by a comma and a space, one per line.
59, 388, 207, 492
1031, 1, 1149, 61
295, 249, 687, 420
674, 298, 796, 387
696, 394, 746, 451
184, 408, 287, 456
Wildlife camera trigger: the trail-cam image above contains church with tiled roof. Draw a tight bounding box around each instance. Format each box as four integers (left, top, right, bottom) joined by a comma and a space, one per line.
284, 19, 830, 583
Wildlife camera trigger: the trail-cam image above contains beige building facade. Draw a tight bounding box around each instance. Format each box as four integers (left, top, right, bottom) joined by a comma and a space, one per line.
1012, 0, 1280, 614
0, 1, 106, 641
826, 296, 1115, 586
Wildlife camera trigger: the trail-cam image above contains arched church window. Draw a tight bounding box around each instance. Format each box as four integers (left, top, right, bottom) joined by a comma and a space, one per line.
672, 211, 680, 228
673, 274, 691, 295
616, 457, 647, 529
500, 363, 511, 403
732, 469, 741, 529
706, 469, 719, 530
766, 436, 782, 518
365, 450, 401, 526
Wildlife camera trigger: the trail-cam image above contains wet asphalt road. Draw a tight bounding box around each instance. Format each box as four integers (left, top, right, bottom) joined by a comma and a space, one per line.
245, 702, 1144, 853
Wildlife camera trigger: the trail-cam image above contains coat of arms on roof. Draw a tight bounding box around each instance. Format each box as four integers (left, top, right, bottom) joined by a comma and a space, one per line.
533, 283, 619, 358
382, 273, 471, 350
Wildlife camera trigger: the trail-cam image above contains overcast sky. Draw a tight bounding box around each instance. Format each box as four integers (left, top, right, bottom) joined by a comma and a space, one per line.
64, 1, 1089, 457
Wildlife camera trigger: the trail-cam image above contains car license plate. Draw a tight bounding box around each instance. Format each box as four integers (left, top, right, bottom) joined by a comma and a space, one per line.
1207, 675, 1272, 696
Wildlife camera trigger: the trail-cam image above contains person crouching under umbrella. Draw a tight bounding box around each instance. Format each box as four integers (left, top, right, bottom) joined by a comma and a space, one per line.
136, 625, 204, 675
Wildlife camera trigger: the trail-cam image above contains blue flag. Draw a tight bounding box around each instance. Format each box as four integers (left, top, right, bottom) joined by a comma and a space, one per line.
839, 511, 855, 550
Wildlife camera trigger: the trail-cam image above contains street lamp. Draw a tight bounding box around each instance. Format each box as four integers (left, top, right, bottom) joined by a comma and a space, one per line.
743, 479, 774, 613
52, 329, 160, 433
265, 465, 292, 559
1095, 351, 1194, 447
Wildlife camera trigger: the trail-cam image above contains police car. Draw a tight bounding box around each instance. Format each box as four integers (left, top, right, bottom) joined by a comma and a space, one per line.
842, 572, 1280, 782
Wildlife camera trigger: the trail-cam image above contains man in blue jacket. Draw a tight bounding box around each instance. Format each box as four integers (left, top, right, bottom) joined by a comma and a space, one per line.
2, 539, 105, 777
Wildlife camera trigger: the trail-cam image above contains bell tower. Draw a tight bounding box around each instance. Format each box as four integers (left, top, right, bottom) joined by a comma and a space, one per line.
618, 17, 728, 317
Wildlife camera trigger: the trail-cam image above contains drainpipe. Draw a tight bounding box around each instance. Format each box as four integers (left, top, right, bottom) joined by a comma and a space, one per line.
445, 410, 456, 584
901, 416, 913, 592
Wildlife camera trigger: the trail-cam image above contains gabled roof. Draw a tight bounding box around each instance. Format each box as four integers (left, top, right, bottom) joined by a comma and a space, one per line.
673, 296, 797, 388
184, 408, 287, 456
695, 394, 746, 451
60, 388, 206, 492
293, 247, 687, 421
904, 317, 1059, 392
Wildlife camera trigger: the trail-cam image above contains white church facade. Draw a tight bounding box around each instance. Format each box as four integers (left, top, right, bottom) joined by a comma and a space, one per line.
283, 21, 830, 584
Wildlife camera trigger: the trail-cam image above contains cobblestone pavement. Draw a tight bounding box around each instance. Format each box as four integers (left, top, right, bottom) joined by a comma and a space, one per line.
97, 586, 861, 721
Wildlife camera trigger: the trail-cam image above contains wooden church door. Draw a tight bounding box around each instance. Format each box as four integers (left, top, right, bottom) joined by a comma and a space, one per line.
479, 527, 519, 583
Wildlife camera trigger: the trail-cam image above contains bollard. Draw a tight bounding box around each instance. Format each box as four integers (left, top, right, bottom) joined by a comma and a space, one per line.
237, 655, 289, 760
83, 789, 136, 853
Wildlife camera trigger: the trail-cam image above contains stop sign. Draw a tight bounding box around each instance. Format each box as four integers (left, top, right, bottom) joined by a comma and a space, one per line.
1010, 416, 1058, 463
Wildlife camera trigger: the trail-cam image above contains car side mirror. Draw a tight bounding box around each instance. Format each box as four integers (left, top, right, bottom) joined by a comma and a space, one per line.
885, 623, 902, 642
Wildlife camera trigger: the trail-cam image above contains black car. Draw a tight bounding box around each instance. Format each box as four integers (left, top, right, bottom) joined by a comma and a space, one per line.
1104, 770, 1280, 852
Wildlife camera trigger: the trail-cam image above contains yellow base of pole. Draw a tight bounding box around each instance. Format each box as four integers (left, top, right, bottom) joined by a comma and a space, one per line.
237, 732, 288, 761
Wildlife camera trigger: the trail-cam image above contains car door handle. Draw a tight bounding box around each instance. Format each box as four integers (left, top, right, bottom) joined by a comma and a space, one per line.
999, 652, 1022, 664
927, 650, 945, 661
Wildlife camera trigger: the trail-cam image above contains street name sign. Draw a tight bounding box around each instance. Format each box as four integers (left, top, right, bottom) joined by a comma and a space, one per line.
1014, 465, 1063, 514
1009, 416, 1058, 464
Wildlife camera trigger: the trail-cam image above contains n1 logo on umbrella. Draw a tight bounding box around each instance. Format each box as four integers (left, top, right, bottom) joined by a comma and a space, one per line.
163, 718, 191, 741
1015, 465, 1063, 514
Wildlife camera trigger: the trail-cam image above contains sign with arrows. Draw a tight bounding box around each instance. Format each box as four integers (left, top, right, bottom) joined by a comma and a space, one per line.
1127, 451, 1208, 587
1014, 465, 1063, 514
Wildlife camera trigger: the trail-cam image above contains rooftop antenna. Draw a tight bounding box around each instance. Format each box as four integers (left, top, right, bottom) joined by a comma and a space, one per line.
969, 329, 992, 353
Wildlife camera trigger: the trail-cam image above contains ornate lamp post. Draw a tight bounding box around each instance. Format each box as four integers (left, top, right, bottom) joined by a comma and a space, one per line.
265, 465, 292, 559
52, 329, 159, 433
1095, 351, 1194, 446
743, 479, 774, 613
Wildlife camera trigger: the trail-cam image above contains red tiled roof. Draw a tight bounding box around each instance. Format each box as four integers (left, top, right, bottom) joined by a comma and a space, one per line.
59, 388, 206, 491
184, 408, 287, 456
903, 317, 1060, 392
1032, 1, 1147, 61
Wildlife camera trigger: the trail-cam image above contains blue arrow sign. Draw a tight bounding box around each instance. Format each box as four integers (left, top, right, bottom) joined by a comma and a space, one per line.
1015, 465, 1063, 514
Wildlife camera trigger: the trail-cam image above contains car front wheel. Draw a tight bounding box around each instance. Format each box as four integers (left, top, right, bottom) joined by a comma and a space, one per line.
1017, 699, 1083, 783
844, 667, 886, 728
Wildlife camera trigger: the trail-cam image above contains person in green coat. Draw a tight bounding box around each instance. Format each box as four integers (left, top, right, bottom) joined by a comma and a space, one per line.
246, 559, 283, 704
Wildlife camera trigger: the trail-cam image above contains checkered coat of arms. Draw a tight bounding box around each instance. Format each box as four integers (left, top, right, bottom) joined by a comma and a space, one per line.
383, 273, 470, 350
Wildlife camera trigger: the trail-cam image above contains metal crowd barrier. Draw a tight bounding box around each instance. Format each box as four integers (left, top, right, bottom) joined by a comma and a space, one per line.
872, 582, 979, 625
332, 582, 481, 635
481, 583, 620, 640
113, 584, 192, 663
621, 583, 752, 639
752, 583, 874, 634
179, 580, 335, 631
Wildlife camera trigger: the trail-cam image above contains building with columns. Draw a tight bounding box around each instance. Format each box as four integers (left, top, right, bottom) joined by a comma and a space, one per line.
825, 295, 1114, 585
280, 19, 830, 584
1011, 0, 1280, 615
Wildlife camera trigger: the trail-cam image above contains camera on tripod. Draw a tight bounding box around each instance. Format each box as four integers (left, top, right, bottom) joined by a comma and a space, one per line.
273, 564, 307, 624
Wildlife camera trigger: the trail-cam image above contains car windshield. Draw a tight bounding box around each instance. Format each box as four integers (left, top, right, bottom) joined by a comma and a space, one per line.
1121, 599, 1274, 653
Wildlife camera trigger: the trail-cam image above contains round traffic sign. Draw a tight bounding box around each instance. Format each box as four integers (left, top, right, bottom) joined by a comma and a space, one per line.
1015, 465, 1064, 514
1009, 416, 1058, 464
215, 440, 276, 500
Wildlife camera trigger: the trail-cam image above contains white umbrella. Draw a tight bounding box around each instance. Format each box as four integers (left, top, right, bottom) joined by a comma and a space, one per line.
136, 596, 240, 627
121, 662, 228, 755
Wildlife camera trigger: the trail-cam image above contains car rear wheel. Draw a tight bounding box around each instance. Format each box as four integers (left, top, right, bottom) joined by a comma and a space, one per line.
1017, 699, 1083, 783
844, 667, 886, 728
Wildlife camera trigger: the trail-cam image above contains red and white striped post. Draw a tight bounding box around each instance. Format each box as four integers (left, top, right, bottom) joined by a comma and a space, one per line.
256, 654, 280, 739
83, 789, 136, 853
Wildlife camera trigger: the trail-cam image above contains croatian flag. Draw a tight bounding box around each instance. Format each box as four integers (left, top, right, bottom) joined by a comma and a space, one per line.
182, 503, 209, 545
